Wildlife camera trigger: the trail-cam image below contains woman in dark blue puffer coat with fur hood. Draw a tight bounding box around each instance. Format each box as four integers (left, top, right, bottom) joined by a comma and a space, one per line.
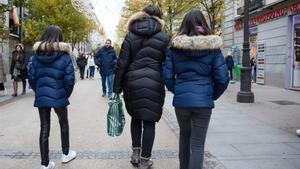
29, 25, 76, 169
163, 10, 230, 169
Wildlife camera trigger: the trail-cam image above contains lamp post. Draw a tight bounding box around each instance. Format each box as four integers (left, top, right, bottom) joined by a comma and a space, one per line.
237, 0, 254, 103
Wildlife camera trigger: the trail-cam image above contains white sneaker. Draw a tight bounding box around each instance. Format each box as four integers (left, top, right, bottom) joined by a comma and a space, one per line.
40, 161, 55, 169
296, 129, 300, 137
61, 150, 77, 163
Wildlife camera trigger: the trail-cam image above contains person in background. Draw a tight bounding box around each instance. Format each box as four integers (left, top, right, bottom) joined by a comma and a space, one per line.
163, 9, 229, 169
10, 43, 28, 97
226, 51, 235, 82
95, 39, 117, 99
29, 25, 76, 169
87, 53, 96, 79
113, 5, 169, 169
250, 56, 257, 83
0, 52, 7, 96
76, 53, 87, 80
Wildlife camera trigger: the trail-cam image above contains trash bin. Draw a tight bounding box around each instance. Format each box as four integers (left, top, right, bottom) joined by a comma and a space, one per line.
234, 64, 241, 81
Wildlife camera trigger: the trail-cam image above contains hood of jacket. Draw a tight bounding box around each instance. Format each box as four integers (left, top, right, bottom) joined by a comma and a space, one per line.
33, 42, 71, 64
127, 12, 165, 36
170, 35, 223, 58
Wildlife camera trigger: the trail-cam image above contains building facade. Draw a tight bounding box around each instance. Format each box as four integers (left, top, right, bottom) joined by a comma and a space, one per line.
223, 0, 300, 90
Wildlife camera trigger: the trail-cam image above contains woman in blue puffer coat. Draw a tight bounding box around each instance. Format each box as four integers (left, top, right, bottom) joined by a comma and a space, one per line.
163, 9, 230, 169
29, 25, 76, 169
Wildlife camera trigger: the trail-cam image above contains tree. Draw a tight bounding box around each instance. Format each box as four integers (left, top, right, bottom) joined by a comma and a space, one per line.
23, 0, 97, 50
118, 0, 203, 40
199, 0, 224, 33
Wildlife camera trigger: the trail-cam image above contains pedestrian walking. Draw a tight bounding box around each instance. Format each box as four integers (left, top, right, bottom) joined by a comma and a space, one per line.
163, 9, 230, 169
226, 51, 235, 81
0, 52, 7, 96
250, 56, 257, 83
113, 5, 169, 169
10, 43, 28, 97
76, 53, 87, 80
28, 25, 76, 169
95, 39, 117, 99
87, 53, 96, 79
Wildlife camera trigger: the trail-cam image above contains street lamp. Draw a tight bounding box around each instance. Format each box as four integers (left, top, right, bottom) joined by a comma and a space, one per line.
237, 0, 255, 103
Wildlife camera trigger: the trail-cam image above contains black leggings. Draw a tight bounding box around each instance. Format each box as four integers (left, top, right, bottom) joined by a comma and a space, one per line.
39, 107, 70, 166
0, 83, 4, 91
131, 119, 156, 158
175, 108, 212, 169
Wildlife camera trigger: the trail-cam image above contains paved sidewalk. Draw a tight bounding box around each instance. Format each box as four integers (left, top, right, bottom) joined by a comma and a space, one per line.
0, 76, 179, 169
0, 75, 33, 106
164, 83, 300, 169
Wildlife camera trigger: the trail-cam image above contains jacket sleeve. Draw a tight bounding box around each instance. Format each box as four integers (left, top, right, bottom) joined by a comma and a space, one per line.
163, 49, 175, 93
94, 50, 101, 66
113, 34, 132, 94
10, 55, 15, 75
63, 55, 75, 97
28, 57, 36, 91
212, 50, 230, 100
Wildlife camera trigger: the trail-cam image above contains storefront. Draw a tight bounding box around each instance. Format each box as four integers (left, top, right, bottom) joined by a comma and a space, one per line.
233, 0, 300, 90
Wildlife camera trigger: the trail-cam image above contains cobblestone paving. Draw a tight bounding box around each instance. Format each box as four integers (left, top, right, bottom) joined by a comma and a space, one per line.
0, 149, 178, 160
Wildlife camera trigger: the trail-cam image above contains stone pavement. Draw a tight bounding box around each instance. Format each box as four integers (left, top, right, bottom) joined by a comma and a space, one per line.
164, 83, 300, 169
0, 75, 179, 169
1, 74, 300, 169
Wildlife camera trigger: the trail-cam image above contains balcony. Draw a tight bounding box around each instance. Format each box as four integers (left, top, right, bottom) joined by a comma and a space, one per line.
237, 0, 264, 15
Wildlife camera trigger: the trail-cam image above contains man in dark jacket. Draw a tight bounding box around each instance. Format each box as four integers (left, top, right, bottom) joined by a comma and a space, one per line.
95, 39, 117, 99
76, 53, 87, 80
226, 51, 234, 81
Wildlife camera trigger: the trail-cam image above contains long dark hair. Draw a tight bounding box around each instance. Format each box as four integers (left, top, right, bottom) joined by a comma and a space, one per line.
143, 5, 162, 19
177, 9, 213, 37
37, 25, 64, 54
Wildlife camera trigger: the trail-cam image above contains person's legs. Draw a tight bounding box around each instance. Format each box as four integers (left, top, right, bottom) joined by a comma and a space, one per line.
86, 67, 89, 78
79, 67, 85, 80
0, 83, 4, 91
22, 79, 26, 94
141, 120, 156, 158
38, 108, 51, 166
107, 74, 114, 97
54, 107, 69, 155
101, 74, 107, 96
90, 66, 95, 78
175, 108, 192, 169
131, 118, 142, 148
229, 68, 233, 80
189, 108, 212, 169
12, 80, 18, 97
130, 118, 142, 166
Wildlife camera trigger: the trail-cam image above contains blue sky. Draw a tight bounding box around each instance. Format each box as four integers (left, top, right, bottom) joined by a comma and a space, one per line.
90, 0, 125, 42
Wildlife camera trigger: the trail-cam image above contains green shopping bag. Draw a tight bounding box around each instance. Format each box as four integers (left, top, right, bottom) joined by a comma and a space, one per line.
107, 94, 126, 137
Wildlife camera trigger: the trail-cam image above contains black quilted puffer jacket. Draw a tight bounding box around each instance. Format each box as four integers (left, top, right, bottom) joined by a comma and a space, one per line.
113, 12, 169, 122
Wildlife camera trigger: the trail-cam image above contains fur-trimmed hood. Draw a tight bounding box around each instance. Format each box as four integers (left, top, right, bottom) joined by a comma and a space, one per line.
127, 12, 165, 30
33, 42, 71, 64
171, 35, 223, 51
33, 42, 71, 54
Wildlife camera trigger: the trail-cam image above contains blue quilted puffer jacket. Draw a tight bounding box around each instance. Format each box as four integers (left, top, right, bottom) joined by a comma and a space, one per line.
163, 35, 230, 108
29, 42, 75, 108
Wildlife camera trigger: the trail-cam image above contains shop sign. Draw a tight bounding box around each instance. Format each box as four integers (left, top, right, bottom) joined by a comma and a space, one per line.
235, 2, 300, 30
256, 42, 266, 85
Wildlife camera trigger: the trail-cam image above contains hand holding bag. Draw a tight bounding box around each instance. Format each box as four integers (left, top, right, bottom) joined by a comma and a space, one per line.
107, 94, 126, 137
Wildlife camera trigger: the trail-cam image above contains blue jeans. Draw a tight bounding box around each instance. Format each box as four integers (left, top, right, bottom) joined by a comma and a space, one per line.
101, 73, 114, 97
89, 66, 95, 78
175, 108, 212, 169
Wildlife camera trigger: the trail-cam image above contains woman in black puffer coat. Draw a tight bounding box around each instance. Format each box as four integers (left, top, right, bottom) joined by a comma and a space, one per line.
113, 5, 169, 169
